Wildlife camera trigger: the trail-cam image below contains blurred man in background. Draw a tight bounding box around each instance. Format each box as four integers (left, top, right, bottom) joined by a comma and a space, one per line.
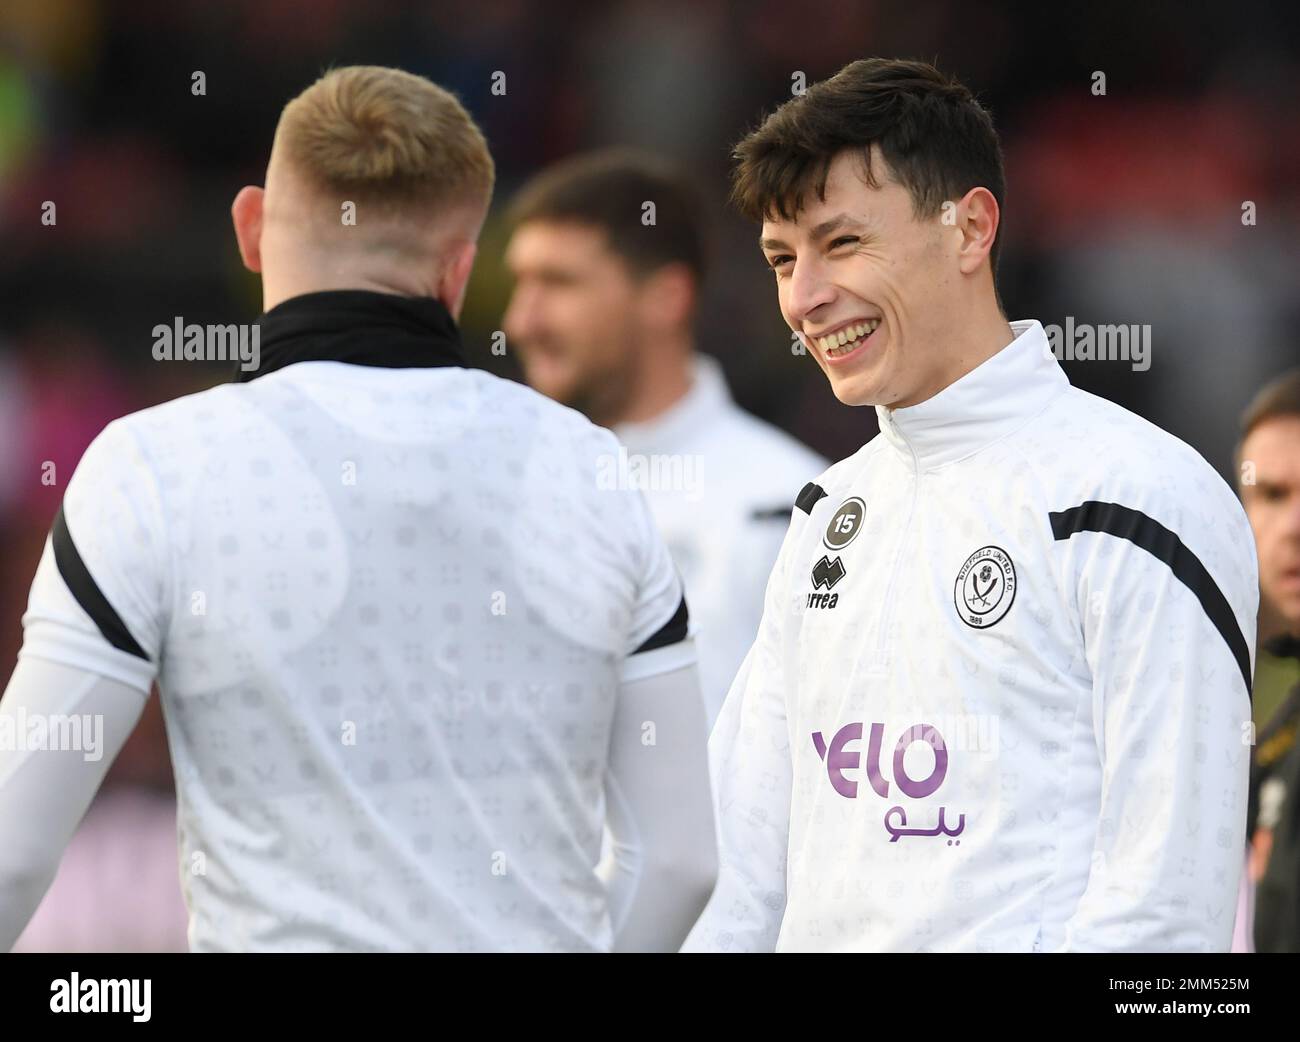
1239, 369, 1300, 952
0, 66, 716, 953
504, 151, 826, 725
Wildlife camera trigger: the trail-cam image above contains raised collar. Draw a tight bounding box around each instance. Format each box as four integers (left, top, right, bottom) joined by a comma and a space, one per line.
874, 319, 1069, 470
613, 353, 731, 454
235, 289, 465, 383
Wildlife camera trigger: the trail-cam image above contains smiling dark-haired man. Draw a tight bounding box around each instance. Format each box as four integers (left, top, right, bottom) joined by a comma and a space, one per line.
683, 57, 1258, 952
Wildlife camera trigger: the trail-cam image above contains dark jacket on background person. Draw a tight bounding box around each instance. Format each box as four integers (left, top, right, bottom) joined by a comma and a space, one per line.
1254, 635, 1300, 952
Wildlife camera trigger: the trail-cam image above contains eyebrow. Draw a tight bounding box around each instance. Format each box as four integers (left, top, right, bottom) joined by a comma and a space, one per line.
759, 213, 866, 252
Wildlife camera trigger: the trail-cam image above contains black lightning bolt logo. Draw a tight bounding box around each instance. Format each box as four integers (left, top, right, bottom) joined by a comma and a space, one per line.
811, 555, 846, 590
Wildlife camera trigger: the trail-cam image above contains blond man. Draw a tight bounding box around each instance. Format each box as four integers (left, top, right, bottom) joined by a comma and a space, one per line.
0, 67, 715, 952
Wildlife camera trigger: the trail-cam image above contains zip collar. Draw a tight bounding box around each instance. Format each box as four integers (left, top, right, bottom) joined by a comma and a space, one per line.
875, 319, 1068, 470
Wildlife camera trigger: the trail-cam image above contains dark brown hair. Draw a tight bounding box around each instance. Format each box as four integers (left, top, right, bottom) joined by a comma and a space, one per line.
1241, 369, 1300, 441
1235, 369, 1300, 481
731, 58, 1006, 272
507, 148, 707, 282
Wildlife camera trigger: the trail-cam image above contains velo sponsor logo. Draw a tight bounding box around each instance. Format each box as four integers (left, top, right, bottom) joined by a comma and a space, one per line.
152, 316, 260, 372
811, 720, 987, 844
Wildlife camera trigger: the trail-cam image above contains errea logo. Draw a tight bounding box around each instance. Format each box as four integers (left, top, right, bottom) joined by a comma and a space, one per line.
805, 496, 865, 610
806, 555, 845, 609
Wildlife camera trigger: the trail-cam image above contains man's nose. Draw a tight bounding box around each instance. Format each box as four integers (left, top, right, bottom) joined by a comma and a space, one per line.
786, 255, 836, 328
503, 286, 536, 341
1283, 493, 1300, 538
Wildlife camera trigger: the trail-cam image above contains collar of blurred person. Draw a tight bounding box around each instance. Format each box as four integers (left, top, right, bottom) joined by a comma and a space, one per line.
613, 353, 730, 454
1266, 633, 1300, 661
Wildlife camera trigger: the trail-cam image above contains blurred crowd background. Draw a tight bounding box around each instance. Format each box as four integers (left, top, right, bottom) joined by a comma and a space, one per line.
1, 0, 1297, 950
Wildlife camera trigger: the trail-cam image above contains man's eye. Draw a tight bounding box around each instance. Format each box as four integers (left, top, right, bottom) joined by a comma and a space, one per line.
830, 236, 859, 250
767, 255, 793, 271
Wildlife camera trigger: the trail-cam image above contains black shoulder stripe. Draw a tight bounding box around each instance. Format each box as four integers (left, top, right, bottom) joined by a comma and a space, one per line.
51, 505, 149, 661
1049, 500, 1251, 699
633, 595, 689, 655
795, 482, 828, 515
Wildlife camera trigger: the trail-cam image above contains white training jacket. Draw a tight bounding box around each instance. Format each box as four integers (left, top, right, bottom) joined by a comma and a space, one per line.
683, 319, 1258, 953
0, 290, 716, 953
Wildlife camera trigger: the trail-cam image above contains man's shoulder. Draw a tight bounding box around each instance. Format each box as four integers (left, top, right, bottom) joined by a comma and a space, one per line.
92, 368, 627, 491
1020, 387, 1253, 567
681, 399, 827, 517
710, 399, 827, 477
1024, 385, 1232, 501
79, 381, 248, 475
797, 437, 886, 502
472, 368, 625, 451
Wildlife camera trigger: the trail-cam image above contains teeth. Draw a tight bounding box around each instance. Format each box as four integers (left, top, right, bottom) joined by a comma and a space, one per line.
818, 319, 880, 357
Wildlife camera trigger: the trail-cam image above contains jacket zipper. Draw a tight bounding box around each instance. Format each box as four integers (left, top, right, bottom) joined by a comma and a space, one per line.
868, 413, 921, 672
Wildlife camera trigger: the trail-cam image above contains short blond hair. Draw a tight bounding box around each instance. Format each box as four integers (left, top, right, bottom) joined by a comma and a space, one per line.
272, 65, 494, 219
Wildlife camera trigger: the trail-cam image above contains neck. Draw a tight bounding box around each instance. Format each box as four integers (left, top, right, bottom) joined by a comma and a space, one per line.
895, 299, 1015, 409
260, 258, 442, 315
605, 331, 694, 426
239, 288, 464, 384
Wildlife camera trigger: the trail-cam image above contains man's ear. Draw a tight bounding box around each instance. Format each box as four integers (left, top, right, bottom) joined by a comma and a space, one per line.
439, 238, 479, 321
231, 186, 265, 273
955, 186, 999, 276
637, 262, 695, 332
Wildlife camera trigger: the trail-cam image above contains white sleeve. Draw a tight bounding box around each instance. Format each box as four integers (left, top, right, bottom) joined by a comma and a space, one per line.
621, 486, 692, 683
597, 643, 717, 952
1051, 490, 1258, 952
21, 418, 168, 692
681, 514, 800, 953
0, 657, 149, 950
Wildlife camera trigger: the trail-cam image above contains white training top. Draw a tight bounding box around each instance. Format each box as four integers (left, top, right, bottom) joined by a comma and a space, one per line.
15, 330, 698, 951
614, 355, 826, 726
684, 319, 1258, 953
